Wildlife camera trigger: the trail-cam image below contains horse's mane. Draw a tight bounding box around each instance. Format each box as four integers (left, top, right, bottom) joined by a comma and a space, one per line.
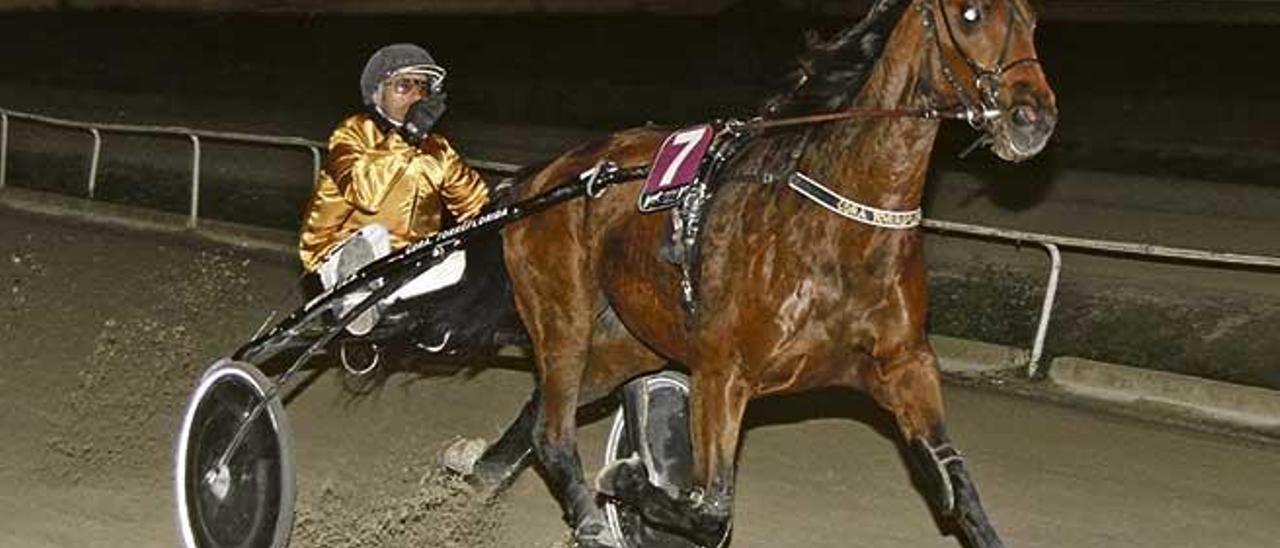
761, 0, 914, 118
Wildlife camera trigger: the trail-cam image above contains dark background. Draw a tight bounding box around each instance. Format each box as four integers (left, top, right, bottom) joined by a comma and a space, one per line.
0, 1, 1277, 388
0, 3, 1276, 177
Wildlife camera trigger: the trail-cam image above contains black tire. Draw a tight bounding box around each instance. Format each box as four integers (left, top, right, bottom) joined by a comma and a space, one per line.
603, 371, 730, 548
174, 359, 295, 548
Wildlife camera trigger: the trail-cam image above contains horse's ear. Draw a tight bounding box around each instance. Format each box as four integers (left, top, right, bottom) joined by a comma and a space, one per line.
803, 29, 823, 51
797, 58, 815, 78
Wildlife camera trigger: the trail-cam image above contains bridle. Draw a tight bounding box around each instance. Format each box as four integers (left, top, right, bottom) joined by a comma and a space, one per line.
752, 0, 1040, 133
921, 0, 1041, 130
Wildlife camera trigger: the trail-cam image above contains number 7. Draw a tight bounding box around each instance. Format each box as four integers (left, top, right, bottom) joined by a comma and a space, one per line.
655, 127, 708, 189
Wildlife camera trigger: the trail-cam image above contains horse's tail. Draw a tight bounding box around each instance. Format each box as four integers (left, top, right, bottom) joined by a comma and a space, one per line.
390, 228, 527, 358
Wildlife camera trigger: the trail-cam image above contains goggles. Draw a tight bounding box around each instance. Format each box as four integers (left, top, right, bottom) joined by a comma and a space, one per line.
388, 77, 432, 96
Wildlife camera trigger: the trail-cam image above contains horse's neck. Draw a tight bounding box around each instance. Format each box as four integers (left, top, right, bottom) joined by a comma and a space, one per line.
799, 11, 938, 212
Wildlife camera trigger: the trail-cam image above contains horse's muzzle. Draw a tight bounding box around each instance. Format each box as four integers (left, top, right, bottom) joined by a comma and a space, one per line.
991, 98, 1057, 162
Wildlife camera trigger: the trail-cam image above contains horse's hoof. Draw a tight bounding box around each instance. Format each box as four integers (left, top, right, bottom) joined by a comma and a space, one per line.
958, 516, 1007, 548
594, 453, 647, 501
573, 513, 623, 548
439, 436, 488, 477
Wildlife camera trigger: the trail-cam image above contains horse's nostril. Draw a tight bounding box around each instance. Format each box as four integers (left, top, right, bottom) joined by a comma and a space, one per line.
1011, 105, 1037, 127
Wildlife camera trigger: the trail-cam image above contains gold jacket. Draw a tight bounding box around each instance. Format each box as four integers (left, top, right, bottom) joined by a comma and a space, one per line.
298, 113, 489, 272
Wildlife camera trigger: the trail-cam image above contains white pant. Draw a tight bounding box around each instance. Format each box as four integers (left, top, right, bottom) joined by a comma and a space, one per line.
315, 224, 467, 335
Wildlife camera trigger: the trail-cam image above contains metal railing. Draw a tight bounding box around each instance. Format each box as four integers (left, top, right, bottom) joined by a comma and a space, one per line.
2, 106, 1277, 377
922, 220, 1280, 377
0, 107, 327, 229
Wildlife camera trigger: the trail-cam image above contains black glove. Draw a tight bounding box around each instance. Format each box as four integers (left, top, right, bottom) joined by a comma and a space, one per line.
399, 93, 448, 147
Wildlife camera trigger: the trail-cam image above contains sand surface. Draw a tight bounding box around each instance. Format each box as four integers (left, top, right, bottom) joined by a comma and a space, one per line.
2, 208, 1279, 548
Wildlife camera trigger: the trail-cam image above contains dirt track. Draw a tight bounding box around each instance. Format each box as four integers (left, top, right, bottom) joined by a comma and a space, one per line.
2, 207, 1280, 548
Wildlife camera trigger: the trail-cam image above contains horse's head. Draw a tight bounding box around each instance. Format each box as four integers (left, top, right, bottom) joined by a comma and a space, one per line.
919, 0, 1057, 161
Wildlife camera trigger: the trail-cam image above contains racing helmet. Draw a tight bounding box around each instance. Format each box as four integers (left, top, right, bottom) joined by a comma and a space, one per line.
360, 43, 447, 112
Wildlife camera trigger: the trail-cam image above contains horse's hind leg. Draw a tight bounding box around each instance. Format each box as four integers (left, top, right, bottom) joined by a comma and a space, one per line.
519, 300, 614, 543
501, 183, 619, 545
446, 391, 537, 498
864, 348, 1005, 548
532, 344, 622, 547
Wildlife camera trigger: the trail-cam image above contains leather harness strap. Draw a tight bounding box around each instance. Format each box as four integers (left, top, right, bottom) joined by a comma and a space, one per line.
788, 171, 922, 230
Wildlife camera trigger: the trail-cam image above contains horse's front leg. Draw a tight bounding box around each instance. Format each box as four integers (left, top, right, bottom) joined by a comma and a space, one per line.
532, 346, 621, 548
865, 347, 1005, 548
915, 425, 1004, 548
598, 368, 747, 547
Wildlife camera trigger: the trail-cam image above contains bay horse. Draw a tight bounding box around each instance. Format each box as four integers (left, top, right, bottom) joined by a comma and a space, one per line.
460, 0, 1056, 546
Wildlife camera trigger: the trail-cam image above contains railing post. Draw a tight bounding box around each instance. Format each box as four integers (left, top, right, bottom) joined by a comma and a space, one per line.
1, 111, 8, 190
1028, 243, 1062, 378
310, 146, 321, 185
88, 128, 101, 199
189, 134, 201, 229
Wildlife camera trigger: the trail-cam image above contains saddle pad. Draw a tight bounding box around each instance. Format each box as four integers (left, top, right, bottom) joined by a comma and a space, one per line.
638, 124, 714, 213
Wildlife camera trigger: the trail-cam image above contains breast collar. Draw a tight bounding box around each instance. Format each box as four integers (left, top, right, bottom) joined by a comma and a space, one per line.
787, 171, 922, 229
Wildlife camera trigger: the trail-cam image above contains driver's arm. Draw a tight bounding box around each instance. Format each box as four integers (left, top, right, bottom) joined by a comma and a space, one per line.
431, 135, 490, 222
325, 117, 417, 214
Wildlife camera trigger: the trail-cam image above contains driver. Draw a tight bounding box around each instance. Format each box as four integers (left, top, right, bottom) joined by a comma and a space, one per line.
298, 43, 489, 294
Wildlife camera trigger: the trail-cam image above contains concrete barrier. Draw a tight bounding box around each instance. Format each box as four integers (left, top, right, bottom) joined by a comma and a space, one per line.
0, 186, 294, 257
1050, 356, 1280, 431
929, 335, 1028, 374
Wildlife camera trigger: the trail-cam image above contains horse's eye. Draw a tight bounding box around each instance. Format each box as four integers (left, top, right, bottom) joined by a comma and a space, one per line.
962, 5, 982, 23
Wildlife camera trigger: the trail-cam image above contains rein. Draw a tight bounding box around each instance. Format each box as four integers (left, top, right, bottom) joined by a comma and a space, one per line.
747, 104, 988, 131
746, 104, 989, 132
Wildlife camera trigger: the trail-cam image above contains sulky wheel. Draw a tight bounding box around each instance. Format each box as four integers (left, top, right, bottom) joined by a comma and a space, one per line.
174, 359, 295, 548
602, 371, 730, 548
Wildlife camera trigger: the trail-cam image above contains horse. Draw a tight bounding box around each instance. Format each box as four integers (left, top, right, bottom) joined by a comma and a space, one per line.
457, 0, 1057, 546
